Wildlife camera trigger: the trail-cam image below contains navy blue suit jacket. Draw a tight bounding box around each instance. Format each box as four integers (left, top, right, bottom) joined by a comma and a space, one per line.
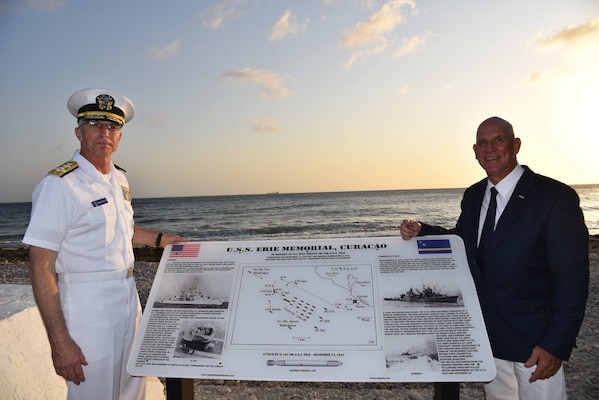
420, 166, 588, 362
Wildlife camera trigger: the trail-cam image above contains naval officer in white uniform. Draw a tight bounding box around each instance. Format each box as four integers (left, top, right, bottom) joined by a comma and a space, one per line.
23, 88, 186, 400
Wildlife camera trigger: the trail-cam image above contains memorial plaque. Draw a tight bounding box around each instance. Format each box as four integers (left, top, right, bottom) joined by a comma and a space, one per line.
128, 235, 495, 382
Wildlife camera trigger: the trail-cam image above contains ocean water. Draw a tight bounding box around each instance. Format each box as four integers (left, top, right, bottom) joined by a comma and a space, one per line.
1, 185, 598, 249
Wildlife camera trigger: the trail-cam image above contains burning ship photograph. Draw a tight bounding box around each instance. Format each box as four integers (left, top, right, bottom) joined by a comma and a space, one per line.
384, 334, 440, 374
173, 319, 226, 359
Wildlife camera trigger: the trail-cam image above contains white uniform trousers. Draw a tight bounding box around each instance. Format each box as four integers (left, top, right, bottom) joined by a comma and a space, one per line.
484, 357, 566, 400
59, 274, 146, 400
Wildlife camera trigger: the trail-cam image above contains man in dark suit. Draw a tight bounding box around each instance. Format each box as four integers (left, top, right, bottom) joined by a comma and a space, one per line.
400, 116, 588, 399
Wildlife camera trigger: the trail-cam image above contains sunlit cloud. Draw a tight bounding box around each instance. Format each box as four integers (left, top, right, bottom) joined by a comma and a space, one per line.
530, 17, 599, 51
247, 117, 281, 134
270, 10, 306, 42
149, 40, 181, 60
26, 0, 66, 11
526, 70, 550, 85
341, 0, 416, 68
344, 41, 388, 69
219, 67, 290, 98
394, 32, 430, 57
202, 0, 244, 30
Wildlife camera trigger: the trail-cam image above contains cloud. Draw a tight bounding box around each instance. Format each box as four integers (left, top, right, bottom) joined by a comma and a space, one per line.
247, 117, 281, 134
341, 0, 416, 67
149, 40, 181, 60
530, 17, 599, 51
526, 70, 550, 85
394, 32, 430, 57
202, 0, 244, 30
219, 67, 290, 98
270, 10, 305, 42
26, 0, 66, 11
343, 41, 388, 69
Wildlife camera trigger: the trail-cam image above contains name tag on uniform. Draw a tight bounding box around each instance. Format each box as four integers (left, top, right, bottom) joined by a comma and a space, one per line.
92, 198, 108, 207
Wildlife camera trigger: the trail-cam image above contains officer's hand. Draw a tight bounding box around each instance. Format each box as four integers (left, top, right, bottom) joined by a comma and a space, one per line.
52, 337, 88, 385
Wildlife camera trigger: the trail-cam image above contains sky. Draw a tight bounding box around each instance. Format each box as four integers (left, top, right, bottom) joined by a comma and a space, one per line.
1, 0, 598, 203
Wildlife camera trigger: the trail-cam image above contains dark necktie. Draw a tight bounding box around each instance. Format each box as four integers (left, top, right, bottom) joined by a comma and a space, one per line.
477, 187, 498, 268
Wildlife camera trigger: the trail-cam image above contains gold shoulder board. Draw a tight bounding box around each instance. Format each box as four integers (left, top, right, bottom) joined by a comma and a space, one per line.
48, 161, 79, 177
114, 163, 127, 173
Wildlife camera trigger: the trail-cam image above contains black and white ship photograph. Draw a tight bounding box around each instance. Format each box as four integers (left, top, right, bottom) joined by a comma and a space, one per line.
385, 334, 440, 374
153, 274, 232, 309
380, 271, 463, 309
173, 319, 226, 359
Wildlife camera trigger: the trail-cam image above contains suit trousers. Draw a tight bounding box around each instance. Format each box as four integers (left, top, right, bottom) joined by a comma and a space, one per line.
59, 275, 146, 400
484, 357, 566, 400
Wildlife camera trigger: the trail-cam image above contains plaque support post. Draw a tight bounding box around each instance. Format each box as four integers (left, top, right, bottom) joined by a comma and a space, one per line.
433, 382, 460, 400
166, 378, 194, 400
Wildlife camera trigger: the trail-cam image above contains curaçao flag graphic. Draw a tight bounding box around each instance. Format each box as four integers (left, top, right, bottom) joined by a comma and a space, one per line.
417, 239, 452, 254
169, 243, 201, 258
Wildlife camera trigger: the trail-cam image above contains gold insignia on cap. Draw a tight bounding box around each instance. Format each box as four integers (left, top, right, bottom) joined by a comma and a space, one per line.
96, 94, 114, 111
68, 88, 135, 125
48, 161, 79, 177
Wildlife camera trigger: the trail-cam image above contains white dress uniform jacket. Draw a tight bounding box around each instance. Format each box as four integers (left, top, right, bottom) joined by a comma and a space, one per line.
23, 150, 146, 400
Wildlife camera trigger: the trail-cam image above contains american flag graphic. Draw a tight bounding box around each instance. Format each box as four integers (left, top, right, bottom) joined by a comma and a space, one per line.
169, 243, 201, 258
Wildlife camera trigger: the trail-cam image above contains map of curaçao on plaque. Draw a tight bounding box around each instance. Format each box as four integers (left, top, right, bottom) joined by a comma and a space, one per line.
230, 263, 378, 348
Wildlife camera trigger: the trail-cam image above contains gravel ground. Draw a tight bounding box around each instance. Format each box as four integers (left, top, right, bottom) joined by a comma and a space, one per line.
1, 239, 597, 400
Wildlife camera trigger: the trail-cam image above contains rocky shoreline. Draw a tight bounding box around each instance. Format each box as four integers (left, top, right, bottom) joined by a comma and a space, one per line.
1, 236, 598, 399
